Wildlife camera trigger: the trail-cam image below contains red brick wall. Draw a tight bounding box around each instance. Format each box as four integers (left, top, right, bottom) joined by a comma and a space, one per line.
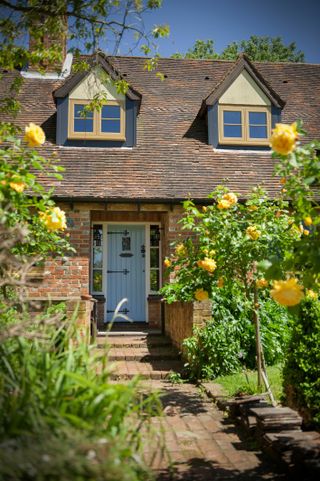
165, 300, 212, 353
28, 203, 90, 299
27, 203, 199, 313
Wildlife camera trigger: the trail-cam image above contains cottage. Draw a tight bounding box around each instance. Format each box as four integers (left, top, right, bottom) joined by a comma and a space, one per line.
1, 41, 320, 333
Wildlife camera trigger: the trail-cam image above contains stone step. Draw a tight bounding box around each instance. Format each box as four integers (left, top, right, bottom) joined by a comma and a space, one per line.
250, 406, 303, 433
109, 359, 183, 380
97, 334, 172, 349
107, 346, 180, 362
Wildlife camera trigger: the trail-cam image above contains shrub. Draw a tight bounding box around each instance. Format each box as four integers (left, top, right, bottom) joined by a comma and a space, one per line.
283, 298, 320, 428
0, 430, 151, 481
0, 313, 161, 480
183, 320, 242, 380
183, 285, 291, 380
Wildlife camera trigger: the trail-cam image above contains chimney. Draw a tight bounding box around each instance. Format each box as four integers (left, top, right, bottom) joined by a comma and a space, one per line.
28, 15, 68, 73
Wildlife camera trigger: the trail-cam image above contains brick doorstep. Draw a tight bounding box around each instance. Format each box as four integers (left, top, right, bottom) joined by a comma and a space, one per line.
109, 359, 184, 380
97, 335, 172, 349
108, 346, 180, 361
98, 332, 183, 380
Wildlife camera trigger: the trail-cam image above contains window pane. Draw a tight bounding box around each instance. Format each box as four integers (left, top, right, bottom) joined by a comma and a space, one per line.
249, 125, 268, 139
150, 248, 159, 268
74, 118, 94, 132
150, 225, 160, 246
101, 119, 121, 133
93, 270, 103, 292
249, 111, 267, 125
93, 247, 103, 268
74, 104, 93, 118
150, 270, 160, 292
102, 105, 121, 119
224, 125, 242, 138
223, 111, 241, 124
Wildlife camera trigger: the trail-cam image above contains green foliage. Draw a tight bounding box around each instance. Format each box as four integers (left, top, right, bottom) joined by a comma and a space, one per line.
0, 128, 72, 259
220, 35, 305, 62
272, 124, 320, 286
161, 186, 296, 304
0, 316, 160, 479
0, 430, 151, 481
171, 36, 304, 62
215, 364, 284, 400
172, 39, 219, 59
183, 319, 242, 380
283, 297, 320, 427
182, 285, 291, 380
0, 1, 167, 71
0, 318, 158, 437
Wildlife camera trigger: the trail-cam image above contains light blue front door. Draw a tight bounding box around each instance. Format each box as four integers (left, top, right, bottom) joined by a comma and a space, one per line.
106, 225, 146, 322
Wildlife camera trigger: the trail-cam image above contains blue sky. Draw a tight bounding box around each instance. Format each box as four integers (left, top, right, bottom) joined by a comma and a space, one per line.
131, 0, 320, 62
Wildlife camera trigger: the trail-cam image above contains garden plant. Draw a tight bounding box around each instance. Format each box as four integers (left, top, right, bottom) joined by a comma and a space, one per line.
0, 123, 162, 480
162, 122, 320, 414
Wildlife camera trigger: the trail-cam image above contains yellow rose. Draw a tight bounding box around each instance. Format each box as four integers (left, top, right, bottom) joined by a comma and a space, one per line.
194, 288, 209, 301
270, 122, 298, 156
247, 205, 258, 212
246, 226, 261, 240
303, 229, 310, 236
222, 192, 238, 206
40, 207, 67, 231
280, 177, 287, 185
306, 289, 318, 300
175, 243, 186, 257
270, 278, 304, 306
217, 199, 231, 210
290, 224, 302, 237
217, 277, 224, 288
9, 182, 25, 193
164, 258, 171, 268
197, 257, 217, 273
256, 278, 268, 289
24, 123, 46, 147
202, 206, 207, 212
304, 216, 313, 226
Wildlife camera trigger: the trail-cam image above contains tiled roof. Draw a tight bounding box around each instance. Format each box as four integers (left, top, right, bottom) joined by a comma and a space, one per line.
1, 56, 320, 201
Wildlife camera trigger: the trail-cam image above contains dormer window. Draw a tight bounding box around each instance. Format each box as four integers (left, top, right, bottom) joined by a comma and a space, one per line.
55, 58, 141, 147
204, 55, 285, 149
219, 105, 271, 146
68, 99, 125, 140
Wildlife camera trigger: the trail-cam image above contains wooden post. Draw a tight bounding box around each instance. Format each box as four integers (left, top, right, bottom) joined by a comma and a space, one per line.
253, 286, 263, 391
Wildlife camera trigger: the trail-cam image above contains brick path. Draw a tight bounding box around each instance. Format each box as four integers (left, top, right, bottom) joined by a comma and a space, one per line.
101, 331, 289, 480
144, 381, 288, 481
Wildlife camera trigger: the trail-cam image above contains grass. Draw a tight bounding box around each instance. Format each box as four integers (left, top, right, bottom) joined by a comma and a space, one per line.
214, 364, 284, 402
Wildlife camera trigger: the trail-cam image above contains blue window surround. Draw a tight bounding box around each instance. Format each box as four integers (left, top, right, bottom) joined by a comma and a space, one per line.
56, 96, 138, 147
208, 102, 281, 150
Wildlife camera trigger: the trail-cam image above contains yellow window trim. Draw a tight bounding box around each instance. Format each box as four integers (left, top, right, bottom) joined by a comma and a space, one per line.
68, 99, 126, 141
218, 105, 271, 146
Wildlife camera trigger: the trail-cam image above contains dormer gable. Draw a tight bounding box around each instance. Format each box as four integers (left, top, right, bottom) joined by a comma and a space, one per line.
203, 54, 285, 149
54, 53, 141, 147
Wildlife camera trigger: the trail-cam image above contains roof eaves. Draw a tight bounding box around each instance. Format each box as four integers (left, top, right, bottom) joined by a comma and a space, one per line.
53, 52, 142, 102
204, 54, 286, 110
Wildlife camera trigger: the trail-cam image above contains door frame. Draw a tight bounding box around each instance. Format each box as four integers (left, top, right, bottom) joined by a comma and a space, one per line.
90, 221, 162, 323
